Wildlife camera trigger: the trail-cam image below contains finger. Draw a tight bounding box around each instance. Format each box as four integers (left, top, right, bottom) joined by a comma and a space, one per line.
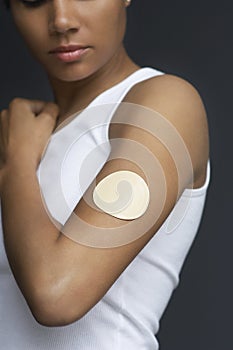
0, 110, 9, 163
38, 102, 60, 122
0, 109, 9, 141
0, 109, 8, 117
29, 99, 48, 115
9, 98, 47, 116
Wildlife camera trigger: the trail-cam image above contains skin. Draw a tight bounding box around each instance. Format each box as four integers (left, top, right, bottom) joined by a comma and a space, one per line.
0, 0, 209, 327
10, 0, 139, 122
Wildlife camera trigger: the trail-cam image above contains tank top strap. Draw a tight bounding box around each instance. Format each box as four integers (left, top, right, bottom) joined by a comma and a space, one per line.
93, 66, 165, 146
89, 66, 165, 107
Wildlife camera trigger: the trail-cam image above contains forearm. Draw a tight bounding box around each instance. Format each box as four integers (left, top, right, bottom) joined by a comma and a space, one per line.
0, 157, 61, 300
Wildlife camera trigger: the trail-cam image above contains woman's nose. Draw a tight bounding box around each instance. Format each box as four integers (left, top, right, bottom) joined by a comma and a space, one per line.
48, 0, 80, 34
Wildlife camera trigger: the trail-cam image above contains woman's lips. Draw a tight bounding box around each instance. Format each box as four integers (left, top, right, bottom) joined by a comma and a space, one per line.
50, 47, 90, 63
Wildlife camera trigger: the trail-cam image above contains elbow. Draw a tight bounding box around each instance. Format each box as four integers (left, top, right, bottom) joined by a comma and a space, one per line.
31, 299, 80, 327
28, 288, 85, 327
32, 306, 72, 328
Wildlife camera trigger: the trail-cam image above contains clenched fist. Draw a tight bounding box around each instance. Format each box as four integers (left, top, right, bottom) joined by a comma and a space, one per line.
0, 98, 59, 170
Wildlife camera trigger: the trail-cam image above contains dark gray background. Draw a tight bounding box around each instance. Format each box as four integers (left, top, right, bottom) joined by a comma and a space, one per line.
0, 0, 231, 349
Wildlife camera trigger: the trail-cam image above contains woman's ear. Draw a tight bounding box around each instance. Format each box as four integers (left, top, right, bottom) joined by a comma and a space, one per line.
124, 0, 132, 8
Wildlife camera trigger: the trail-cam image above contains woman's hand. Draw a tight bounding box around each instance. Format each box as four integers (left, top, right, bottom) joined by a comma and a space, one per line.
0, 98, 59, 168
0, 98, 59, 191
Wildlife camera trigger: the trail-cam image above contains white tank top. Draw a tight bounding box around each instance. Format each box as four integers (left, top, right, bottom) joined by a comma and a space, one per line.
0, 67, 211, 349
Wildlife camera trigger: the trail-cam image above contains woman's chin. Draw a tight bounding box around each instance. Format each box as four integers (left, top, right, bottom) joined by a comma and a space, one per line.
45, 65, 93, 83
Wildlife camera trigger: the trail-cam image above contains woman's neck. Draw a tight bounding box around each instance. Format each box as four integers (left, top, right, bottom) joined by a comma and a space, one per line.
47, 46, 140, 128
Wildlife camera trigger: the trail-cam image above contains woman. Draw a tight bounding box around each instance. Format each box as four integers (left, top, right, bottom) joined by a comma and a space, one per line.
0, 0, 210, 349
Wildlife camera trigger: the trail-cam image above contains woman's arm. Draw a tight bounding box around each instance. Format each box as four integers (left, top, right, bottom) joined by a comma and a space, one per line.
0, 74, 209, 327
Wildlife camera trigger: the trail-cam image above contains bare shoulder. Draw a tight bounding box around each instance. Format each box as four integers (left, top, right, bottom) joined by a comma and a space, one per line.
121, 73, 210, 188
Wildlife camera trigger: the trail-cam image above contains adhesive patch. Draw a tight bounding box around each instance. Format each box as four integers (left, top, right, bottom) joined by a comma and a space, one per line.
93, 170, 150, 220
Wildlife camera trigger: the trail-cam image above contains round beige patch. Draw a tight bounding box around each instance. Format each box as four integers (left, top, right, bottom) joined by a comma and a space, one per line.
93, 170, 150, 220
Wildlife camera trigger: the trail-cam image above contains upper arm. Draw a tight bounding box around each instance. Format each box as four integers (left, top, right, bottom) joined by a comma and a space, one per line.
35, 74, 209, 326
124, 73, 209, 179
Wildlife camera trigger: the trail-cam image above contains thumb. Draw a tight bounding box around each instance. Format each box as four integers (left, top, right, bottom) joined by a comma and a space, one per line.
37, 102, 60, 124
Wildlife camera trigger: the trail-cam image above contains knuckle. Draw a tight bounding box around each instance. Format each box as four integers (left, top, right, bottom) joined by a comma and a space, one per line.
9, 97, 24, 108
47, 102, 59, 114
0, 109, 7, 117
41, 112, 53, 121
